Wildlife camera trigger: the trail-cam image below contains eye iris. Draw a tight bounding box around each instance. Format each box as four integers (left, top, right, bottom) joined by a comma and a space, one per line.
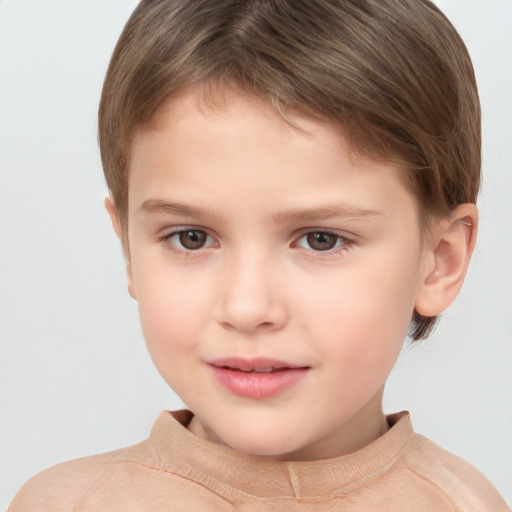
179, 230, 206, 250
307, 232, 337, 251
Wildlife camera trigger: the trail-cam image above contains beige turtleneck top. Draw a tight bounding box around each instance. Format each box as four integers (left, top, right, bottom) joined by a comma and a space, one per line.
9, 410, 509, 511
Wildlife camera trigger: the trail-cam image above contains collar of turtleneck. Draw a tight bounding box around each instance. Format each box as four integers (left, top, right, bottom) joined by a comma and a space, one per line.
149, 409, 413, 499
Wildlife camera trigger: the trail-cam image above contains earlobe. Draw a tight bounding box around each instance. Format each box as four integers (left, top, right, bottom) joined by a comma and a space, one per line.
104, 197, 137, 300
415, 203, 478, 317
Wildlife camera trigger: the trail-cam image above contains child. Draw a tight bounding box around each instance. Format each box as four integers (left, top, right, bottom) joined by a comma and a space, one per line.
8, 0, 510, 510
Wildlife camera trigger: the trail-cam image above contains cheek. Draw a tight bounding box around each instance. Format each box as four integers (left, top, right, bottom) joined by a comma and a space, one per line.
134, 278, 210, 395
301, 262, 417, 338
132, 262, 211, 359
305, 291, 406, 408
298, 255, 421, 382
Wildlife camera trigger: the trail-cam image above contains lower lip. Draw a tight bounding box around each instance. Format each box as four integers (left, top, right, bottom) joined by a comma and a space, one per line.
210, 365, 309, 399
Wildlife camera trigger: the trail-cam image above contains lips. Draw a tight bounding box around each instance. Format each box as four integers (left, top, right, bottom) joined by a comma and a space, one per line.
209, 357, 310, 399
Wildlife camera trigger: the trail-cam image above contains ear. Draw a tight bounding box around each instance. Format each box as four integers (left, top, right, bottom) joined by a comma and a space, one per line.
414, 203, 478, 317
104, 197, 137, 300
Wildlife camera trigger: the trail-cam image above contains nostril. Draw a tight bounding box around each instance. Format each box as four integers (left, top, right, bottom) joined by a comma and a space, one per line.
220, 321, 237, 331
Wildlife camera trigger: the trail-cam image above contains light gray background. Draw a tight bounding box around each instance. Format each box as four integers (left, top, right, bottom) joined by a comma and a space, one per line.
1, 0, 511, 508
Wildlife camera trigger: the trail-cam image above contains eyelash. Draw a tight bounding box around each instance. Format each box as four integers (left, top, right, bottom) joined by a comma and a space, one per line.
158, 228, 355, 256
293, 230, 355, 255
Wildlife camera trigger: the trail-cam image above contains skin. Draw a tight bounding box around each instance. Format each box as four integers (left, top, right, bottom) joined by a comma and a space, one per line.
107, 86, 477, 461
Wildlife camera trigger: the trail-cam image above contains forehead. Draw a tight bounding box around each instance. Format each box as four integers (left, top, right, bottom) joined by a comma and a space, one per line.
143, 84, 340, 145
128, 86, 419, 226
133, 84, 378, 181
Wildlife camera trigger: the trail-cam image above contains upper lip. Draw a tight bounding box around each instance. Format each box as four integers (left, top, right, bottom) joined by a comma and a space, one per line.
209, 357, 308, 372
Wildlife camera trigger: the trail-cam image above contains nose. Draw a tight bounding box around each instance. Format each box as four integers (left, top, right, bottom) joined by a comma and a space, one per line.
217, 252, 288, 334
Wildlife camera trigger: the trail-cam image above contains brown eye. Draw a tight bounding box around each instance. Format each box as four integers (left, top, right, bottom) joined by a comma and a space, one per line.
306, 232, 338, 251
178, 230, 207, 250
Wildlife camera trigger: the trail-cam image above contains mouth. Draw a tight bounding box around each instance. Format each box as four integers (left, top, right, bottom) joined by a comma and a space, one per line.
208, 357, 310, 399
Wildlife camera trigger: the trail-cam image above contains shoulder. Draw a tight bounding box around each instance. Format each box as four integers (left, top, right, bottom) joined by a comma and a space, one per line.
8, 440, 162, 512
403, 432, 510, 512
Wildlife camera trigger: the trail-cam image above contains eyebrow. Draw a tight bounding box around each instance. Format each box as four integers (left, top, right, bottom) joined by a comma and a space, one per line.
139, 199, 221, 219
139, 199, 382, 223
271, 205, 383, 223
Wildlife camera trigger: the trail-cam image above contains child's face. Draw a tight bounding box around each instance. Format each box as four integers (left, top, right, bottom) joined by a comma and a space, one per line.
122, 87, 432, 460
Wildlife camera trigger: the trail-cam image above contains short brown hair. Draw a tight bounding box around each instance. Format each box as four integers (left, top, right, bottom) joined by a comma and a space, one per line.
98, 0, 481, 340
